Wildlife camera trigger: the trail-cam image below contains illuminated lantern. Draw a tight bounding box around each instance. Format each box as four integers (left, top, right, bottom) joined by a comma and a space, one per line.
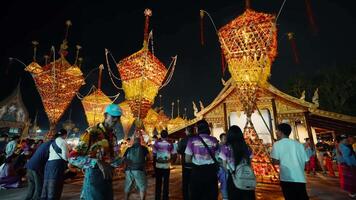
218, 8, 279, 183
218, 8, 277, 118
81, 64, 113, 126
117, 9, 168, 119
82, 90, 112, 127
119, 101, 135, 138
143, 109, 159, 136
25, 21, 84, 129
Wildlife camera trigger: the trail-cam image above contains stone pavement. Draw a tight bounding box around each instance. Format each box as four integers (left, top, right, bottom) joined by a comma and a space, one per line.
0, 166, 352, 200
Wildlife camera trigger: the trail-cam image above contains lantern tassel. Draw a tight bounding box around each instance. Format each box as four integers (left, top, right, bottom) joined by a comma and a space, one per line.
200, 10, 205, 46
221, 48, 226, 75
287, 33, 300, 64
305, 0, 318, 35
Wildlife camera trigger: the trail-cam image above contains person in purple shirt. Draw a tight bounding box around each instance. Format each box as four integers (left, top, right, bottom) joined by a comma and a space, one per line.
25, 138, 54, 200
219, 125, 255, 200
153, 130, 176, 200
185, 119, 219, 200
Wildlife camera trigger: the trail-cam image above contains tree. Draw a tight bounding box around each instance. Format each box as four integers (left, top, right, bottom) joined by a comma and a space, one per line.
287, 65, 356, 115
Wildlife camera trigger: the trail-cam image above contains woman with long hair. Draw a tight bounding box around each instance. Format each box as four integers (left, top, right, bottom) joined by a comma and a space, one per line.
219, 125, 255, 200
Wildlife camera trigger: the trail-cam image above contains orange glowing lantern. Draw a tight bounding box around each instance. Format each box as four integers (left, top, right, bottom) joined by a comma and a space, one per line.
119, 101, 135, 138
117, 9, 168, 119
25, 21, 84, 128
218, 9, 277, 117
81, 64, 113, 126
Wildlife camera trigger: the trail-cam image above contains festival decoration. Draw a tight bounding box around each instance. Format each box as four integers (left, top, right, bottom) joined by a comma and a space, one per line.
81, 64, 113, 126
143, 109, 159, 135
25, 21, 84, 129
218, 8, 279, 183
218, 8, 277, 120
305, 0, 318, 35
117, 9, 175, 119
119, 101, 135, 138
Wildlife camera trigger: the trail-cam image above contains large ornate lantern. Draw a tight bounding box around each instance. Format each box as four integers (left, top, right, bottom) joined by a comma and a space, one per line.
117, 9, 169, 119
81, 65, 112, 126
25, 21, 84, 129
218, 8, 279, 183
218, 9, 277, 118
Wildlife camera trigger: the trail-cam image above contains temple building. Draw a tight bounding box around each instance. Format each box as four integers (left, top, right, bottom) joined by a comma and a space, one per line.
169, 78, 356, 145
0, 82, 30, 137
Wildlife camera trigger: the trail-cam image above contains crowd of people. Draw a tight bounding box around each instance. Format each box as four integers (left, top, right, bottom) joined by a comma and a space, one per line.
0, 103, 355, 200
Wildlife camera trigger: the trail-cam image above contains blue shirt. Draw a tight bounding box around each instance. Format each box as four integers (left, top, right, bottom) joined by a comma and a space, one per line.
26, 140, 53, 174
339, 143, 356, 166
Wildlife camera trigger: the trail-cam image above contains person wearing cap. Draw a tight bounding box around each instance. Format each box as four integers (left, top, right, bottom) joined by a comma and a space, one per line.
68, 104, 122, 200
41, 129, 69, 200
336, 134, 356, 198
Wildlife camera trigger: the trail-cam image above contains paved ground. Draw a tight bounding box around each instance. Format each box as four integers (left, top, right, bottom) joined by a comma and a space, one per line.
0, 166, 352, 200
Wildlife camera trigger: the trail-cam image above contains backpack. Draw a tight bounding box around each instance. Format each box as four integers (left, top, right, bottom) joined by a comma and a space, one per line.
231, 159, 256, 190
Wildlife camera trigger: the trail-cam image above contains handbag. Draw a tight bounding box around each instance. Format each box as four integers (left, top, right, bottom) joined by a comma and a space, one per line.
197, 136, 219, 171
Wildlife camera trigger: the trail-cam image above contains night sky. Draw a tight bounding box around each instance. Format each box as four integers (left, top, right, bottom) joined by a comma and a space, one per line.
1, 0, 356, 130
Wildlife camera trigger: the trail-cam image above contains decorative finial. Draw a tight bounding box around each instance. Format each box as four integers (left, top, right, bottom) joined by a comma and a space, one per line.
192, 101, 198, 117
199, 100, 204, 110
171, 101, 175, 119
312, 88, 319, 107
287, 32, 294, 40
78, 57, 83, 68
300, 90, 305, 101
74, 45, 82, 65
143, 8, 152, 48
177, 99, 180, 117
64, 20, 72, 41
32, 41, 39, 62
144, 8, 152, 17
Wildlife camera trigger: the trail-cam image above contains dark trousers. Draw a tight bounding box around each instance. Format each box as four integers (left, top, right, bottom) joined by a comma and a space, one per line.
155, 168, 170, 200
280, 181, 309, 200
227, 173, 255, 200
182, 166, 192, 200
190, 164, 218, 200
25, 169, 43, 200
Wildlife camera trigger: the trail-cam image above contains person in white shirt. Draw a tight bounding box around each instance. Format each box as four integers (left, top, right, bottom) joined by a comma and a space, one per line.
271, 123, 309, 200
41, 129, 69, 200
5, 135, 20, 159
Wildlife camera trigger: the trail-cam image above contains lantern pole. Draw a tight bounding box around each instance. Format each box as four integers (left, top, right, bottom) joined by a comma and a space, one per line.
245, 0, 251, 9
171, 102, 175, 119
32, 41, 39, 62
98, 64, 104, 90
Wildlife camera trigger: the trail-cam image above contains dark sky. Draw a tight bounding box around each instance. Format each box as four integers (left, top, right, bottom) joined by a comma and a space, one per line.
1, 0, 356, 130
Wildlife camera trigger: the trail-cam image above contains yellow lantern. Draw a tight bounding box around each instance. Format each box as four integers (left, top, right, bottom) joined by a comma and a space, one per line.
218, 9, 277, 117
82, 89, 112, 126
117, 9, 168, 119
